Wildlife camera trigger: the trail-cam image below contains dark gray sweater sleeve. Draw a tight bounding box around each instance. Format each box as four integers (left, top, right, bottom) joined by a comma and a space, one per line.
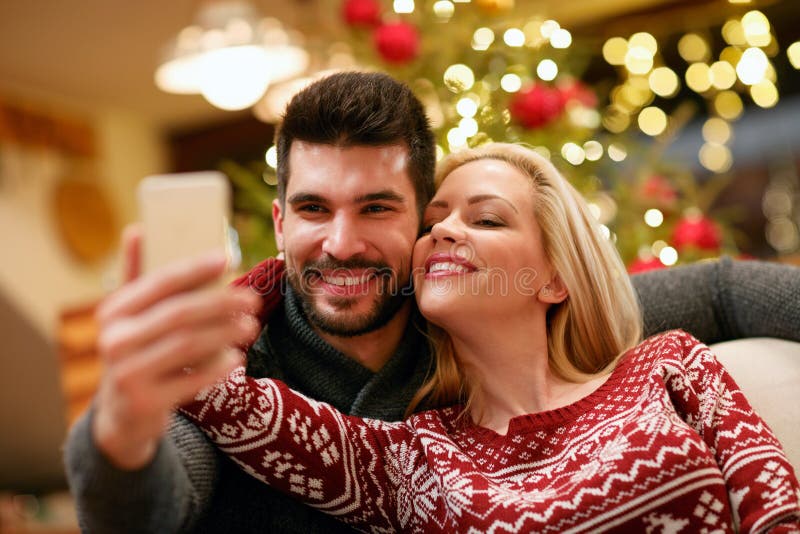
64, 406, 219, 533
632, 257, 800, 343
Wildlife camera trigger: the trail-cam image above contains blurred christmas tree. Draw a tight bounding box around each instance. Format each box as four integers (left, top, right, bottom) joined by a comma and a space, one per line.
244, 0, 795, 271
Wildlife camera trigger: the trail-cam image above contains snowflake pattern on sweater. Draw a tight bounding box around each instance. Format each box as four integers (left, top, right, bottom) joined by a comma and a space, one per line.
179, 330, 800, 532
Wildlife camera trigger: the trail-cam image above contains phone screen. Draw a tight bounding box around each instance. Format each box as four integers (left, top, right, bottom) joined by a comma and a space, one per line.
138, 172, 236, 274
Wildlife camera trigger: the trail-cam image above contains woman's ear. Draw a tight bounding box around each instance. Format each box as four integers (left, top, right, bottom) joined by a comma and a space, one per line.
538, 274, 569, 304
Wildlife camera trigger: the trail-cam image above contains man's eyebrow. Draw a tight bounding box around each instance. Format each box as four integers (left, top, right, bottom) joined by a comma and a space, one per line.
287, 192, 326, 205
355, 190, 407, 203
468, 194, 518, 213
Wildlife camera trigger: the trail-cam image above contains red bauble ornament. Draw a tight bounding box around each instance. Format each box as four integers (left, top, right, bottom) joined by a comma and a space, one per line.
628, 257, 666, 274
671, 215, 722, 251
558, 79, 597, 108
508, 85, 564, 129
373, 22, 419, 64
342, 0, 381, 27
639, 175, 678, 206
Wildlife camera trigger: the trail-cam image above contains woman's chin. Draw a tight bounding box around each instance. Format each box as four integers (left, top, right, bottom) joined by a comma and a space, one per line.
417, 289, 475, 327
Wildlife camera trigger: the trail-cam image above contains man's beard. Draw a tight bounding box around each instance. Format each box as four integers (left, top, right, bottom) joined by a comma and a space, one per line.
287, 256, 413, 338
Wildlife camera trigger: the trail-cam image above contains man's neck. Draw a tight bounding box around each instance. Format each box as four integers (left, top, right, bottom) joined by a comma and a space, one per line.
314, 302, 413, 373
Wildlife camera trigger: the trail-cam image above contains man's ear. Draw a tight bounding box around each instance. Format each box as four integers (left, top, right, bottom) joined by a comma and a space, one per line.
272, 199, 285, 252
538, 274, 569, 304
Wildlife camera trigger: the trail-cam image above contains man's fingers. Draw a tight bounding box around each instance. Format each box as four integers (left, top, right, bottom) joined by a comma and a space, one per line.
111, 314, 259, 383
169, 349, 243, 407
121, 224, 142, 284
99, 288, 261, 362
97, 251, 228, 325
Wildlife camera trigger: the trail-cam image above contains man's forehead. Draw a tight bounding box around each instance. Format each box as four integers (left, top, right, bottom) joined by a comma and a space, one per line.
287, 141, 413, 195
292, 140, 406, 157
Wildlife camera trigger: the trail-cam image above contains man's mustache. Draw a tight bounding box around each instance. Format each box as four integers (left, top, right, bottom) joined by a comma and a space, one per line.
300, 258, 396, 279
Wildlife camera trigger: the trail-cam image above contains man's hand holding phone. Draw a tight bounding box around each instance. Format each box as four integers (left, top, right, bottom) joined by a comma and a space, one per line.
92, 228, 261, 470
91, 173, 262, 470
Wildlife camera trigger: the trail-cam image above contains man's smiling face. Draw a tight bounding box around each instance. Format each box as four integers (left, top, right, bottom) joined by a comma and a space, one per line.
273, 141, 420, 337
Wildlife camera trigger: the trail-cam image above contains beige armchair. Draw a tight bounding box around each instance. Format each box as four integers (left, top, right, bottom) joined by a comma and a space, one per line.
712, 338, 800, 472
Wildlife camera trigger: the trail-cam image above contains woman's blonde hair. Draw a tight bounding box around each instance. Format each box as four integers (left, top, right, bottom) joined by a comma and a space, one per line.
406, 143, 642, 417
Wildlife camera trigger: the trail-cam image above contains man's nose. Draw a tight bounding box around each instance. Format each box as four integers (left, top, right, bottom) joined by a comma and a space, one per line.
321, 213, 368, 260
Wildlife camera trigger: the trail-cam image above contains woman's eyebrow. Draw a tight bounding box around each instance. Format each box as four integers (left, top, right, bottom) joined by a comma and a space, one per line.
468, 194, 518, 213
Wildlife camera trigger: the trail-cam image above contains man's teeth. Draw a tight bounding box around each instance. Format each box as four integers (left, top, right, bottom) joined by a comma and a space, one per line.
429, 262, 471, 274
322, 274, 373, 286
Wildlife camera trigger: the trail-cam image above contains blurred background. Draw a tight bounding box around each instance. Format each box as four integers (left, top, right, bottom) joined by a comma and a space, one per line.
0, 0, 798, 530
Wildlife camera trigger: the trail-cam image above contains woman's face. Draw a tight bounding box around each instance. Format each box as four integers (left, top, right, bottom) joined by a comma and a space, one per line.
413, 158, 554, 328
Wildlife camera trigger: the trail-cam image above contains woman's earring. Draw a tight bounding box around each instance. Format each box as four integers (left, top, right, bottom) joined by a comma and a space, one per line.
540, 285, 551, 296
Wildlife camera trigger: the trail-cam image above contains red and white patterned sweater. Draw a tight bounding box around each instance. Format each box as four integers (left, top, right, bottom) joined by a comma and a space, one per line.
179, 330, 800, 532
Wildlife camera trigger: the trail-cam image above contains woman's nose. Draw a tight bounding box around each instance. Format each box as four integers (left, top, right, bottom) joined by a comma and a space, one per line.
430, 215, 465, 244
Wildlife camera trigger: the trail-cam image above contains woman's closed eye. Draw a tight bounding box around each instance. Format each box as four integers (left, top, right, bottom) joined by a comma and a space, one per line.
474, 216, 504, 228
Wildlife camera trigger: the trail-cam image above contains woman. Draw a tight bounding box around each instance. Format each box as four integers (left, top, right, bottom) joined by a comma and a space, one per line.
180, 144, 799, 532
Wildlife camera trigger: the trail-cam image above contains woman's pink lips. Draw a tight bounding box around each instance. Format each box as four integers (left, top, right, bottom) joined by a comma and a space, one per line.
423, 253, 478, 279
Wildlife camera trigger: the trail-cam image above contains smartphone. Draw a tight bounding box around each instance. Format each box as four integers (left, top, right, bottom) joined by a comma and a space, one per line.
138, 171, 239, 275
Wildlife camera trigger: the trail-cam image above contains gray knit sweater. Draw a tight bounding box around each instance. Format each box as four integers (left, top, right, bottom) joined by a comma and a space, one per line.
64, 258, 800, 533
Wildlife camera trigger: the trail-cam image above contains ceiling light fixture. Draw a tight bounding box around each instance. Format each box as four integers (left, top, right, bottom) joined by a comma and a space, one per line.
155, 0, 309, 111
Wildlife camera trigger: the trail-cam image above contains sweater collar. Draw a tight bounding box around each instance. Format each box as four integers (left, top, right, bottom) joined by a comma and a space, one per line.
256, 286, 431, 419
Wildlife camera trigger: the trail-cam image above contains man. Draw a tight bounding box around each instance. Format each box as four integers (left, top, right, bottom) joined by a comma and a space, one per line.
65, 72, 800, 533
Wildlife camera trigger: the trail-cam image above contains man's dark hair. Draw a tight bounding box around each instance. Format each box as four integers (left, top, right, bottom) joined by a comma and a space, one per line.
275, 71, 435, 219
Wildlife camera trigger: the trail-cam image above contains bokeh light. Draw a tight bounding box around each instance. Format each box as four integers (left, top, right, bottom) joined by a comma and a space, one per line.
602, 105, 631, 133
447, 127, 467, 148
629, 32, 657, 56
456, 95, 480, 117
459, 117, 479, 137
714, 91, 744, 120
788, 42, 800, 69
550, 28, 572, 49
659, 246, 679, 266
699, 143, 733, 173
504, 28, 525, 47
583, 140, 603, 161
649, 67, 680, 97
537, 59, 558, 81
702, 118, 732, 144
540, 20, 560, 39
678, 33, 710, 62
265, 146, 277, 169
686, 63, 712, 93
393, 0, 415, 14
433, 0, 455, 19
472, 27, 495, 51
608, 143, 627, 161
736, 47, 769, 85
603, 37, 628, 66
638, 106, 668, 136
644, 208, 664, 227
722, 19, 747, 46
500, 73, 522, 92
443, 64, 475, 92
710, 61, 737, 90
625, 46, 654, 75
742, 10, 771, 47
750, 80, 779, 108
561, 142, 586, 165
